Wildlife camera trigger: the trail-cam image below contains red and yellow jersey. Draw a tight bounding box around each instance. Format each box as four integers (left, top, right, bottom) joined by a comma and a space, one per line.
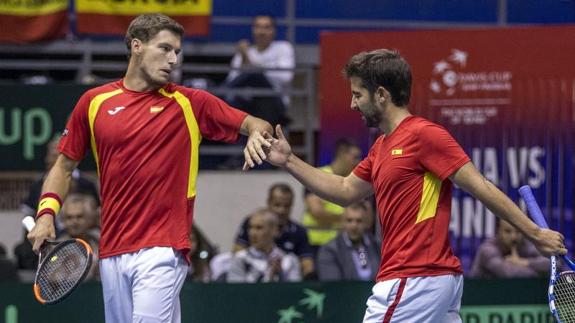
353, 116, 470, 281
59, 80, 247, 259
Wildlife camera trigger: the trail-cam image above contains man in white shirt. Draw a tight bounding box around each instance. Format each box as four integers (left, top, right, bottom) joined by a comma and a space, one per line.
228, 208, 301, 283
225, 15, 295, 126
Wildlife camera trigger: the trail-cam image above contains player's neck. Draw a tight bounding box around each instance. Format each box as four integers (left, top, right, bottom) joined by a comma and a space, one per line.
380, 105, 411, 136
124, 63, 162, 92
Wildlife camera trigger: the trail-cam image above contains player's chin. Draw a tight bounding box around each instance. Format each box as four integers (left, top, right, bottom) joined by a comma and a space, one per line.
154, 73, 170, 84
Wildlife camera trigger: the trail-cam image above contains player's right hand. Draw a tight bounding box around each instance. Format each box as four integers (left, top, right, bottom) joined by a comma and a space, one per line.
531, 228, 567, 257
28, 215, 56, 254
262, 125, 292, 168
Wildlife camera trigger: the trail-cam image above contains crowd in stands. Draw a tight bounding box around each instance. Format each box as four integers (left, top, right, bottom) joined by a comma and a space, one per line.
0, 132, 552, 284
0, 14, 553, 285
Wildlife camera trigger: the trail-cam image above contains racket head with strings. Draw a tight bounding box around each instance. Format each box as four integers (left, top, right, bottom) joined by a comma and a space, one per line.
22, 216, 94, 305
519, 185, 575, 322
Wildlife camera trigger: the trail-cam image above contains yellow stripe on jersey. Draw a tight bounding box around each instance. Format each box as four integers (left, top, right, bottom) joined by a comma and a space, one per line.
88, 89, 123, 176
415, 172, 442, 224
159, 88, 202, 198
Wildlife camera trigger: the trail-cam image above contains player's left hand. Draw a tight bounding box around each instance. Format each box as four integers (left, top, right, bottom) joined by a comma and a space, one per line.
242, 129, 271, 170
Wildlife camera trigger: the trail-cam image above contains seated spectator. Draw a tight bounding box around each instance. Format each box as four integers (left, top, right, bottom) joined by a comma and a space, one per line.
187, 225, 218, 283
0, 243, 18, 282
210, 251, 233, 282
233, 183, 315, 278
224, 15, 294, 126
470, 219, 549, 278
317, 203, 380, 281
228, 209, 300, 282
59, 194, 100, 281
302, 139, 363, 256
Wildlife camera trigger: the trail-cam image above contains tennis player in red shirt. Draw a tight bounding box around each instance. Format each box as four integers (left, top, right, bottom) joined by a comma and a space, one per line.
264, 49, 566, 322
27, 14, 273, 323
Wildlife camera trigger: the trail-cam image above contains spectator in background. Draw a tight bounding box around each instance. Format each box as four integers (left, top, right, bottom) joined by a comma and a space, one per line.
317, 202, 380, 281
59, 194, 100, 280
187, 225, 218, 283
228, 209, 300, 282
225, 15, 294, 126
302, 139, 363, 256
470, 219, 549, 278
233, 183, 314, 278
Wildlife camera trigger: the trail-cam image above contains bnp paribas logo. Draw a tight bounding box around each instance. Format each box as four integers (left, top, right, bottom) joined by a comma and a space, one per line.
429, 48, 512, 97
429, 49, 468, 96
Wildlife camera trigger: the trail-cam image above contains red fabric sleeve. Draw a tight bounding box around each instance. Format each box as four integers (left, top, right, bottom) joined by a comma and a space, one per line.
352, 137, 381, 182
417, 124, 470, 180
186, 88, 248, 143
58, 91, 92, 161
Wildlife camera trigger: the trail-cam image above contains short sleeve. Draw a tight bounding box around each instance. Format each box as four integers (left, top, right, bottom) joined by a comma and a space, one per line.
188, 89, 247, 143
417, 124, 470, 180
353, 139, 380, 183
58, 92, 92, 161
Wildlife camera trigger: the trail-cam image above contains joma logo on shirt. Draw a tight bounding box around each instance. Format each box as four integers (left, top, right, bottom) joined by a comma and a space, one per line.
150, 106, 164, 113
391, 149, 403, 156
108, 106, 126, 115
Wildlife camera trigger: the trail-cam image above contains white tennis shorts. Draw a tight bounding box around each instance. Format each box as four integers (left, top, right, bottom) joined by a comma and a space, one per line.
100, 247, 188, 323
363, 274, 463, 323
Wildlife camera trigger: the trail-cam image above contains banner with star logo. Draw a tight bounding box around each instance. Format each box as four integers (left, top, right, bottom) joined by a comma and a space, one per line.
320, 25, 575, 273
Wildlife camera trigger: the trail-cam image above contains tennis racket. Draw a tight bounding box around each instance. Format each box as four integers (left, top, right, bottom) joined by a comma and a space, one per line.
22, 216, 94, 305
519, 185, 575, 323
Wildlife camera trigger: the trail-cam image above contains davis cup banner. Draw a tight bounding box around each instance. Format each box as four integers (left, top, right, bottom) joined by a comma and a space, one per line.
320, 26, 575, 273
75, 0, 211, 36
0, 0, 68, 42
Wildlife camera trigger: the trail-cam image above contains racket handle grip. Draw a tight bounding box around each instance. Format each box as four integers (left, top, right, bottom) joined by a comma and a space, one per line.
22, 216, 36, 232
519, 185, 549, 229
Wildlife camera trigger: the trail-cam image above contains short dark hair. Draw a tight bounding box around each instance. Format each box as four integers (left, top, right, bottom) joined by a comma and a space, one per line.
346, 201, 368, 213
253, 14, 276, 28
268, 183, 293, 199
125, 13, 184, 58
343, 49, 412, 106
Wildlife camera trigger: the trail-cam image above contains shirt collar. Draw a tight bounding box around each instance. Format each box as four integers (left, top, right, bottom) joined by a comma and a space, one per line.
342, 232, 371, 248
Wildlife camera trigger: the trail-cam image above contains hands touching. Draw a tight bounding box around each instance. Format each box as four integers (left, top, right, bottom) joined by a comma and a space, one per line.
243, 125, 293, 171
261, 125, 292, 167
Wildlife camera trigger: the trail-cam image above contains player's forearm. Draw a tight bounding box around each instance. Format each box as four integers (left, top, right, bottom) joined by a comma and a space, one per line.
452, 163, 540, 240
472, 180, 539, 240
285, 154, 353, 206
41, 155, 76, 199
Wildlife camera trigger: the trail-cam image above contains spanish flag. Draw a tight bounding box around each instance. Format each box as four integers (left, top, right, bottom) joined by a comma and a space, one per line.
0, 0, 68, 43
75, 0, 211, 36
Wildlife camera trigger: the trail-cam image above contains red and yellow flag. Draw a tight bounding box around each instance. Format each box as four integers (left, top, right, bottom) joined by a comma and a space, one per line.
0, 0, 68, 43
75, 0, 211, 36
